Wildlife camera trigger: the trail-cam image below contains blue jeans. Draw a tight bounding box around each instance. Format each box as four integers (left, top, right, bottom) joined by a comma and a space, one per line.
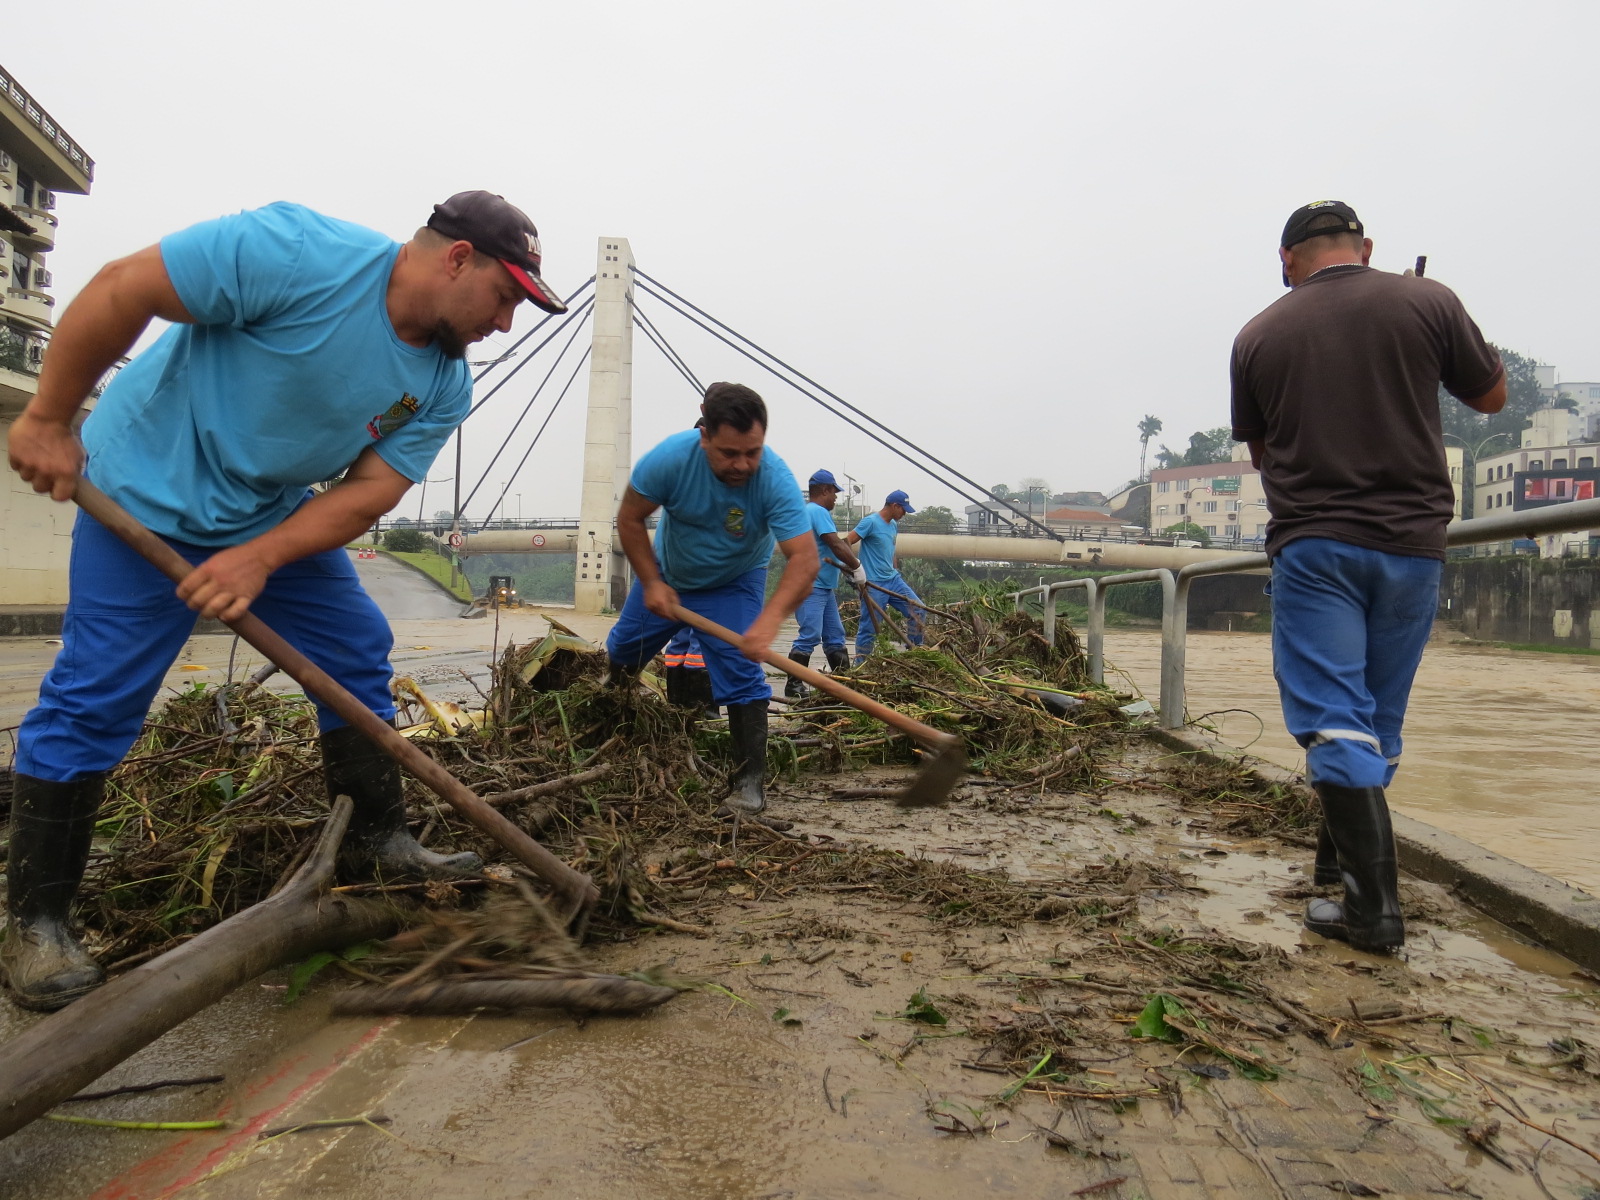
855, 572, 926, 659
17, 509, 396, 783
791, 585, 846, 658
1270, 537, 1440, 790
606, 568, 770, 706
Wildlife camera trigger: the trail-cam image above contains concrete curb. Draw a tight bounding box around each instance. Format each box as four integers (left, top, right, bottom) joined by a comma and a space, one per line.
1147, 725, 1600, 973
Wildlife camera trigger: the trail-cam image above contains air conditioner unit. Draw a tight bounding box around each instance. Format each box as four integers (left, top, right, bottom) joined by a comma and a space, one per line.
33, 268, 52, 288
38, 189, 56, 210
26, 341, 45, 368
0, 152, 12, 172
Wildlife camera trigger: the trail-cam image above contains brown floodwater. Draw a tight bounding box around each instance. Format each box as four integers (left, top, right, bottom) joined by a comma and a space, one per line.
1105, 627, 1600, 897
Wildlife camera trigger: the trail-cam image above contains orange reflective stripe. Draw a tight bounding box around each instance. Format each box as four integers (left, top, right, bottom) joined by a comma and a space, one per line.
664, 653, 687, 667
683, 653, 706, 669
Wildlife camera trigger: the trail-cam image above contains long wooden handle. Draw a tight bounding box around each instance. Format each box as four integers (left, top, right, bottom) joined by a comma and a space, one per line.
73, 480, 598, 915
668, 604, 956, 750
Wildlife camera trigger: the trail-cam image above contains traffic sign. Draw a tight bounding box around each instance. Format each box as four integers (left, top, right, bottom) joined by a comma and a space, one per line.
448, 532, 464, 549
531, 533, 546, 548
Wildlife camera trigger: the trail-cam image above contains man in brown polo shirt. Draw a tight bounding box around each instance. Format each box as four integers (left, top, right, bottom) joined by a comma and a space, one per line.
1231, 201, 1506, 952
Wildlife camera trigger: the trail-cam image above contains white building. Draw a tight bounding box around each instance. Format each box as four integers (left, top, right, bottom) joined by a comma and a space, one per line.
1149, 445, 1271, 544
1476, 404, 1600, 557
0, 63, 95, 608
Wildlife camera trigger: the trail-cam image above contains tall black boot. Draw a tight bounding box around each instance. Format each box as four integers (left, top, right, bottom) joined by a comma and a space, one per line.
784, 650, 811, 700
723, 701, 769, 814
1303, 783, 1404, 952
686, 669, 719, 719
824, 648, 850, 674
664, 666, 690, 708
2, 774, 106, 1011
1313, 822, 1340, 886
322, 725, 482, 881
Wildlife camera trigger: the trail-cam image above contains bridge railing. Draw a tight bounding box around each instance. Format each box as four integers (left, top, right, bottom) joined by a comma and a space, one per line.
1009, 497, 1600, 731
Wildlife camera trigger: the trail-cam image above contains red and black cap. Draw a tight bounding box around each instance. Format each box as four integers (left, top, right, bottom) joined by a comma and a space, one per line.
427, 191, 568, 314
1280, 200, 1364, 249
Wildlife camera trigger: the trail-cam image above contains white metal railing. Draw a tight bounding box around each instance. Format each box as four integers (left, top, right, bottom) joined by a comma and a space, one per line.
1011, 497, 1600, 730
0, 64, 94, 182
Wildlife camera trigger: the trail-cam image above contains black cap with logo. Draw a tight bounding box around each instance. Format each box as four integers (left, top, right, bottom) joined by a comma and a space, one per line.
427, 191, 568, 314
1280, 200, 1364, 250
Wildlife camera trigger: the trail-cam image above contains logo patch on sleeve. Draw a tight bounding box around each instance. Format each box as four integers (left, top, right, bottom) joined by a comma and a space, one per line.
367, 393, 421, 440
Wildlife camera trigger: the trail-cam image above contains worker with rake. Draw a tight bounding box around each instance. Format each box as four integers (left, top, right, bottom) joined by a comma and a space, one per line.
1231, 201, 1505, 953
3, 190, 565, 1010
849, 489, 926, 661
606, 383, 817, 815
783, 468, 865, 698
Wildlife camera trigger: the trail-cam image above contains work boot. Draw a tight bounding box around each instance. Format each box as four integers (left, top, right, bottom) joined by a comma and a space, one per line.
1303, 783, 1405, 952
784, 651, 811, 700
322, 725, 481, 882
2, 773, 106, 1011
722, 700, 769, 815
1313, 822, 1340, 886
664, 666, 691, 708
686, 669, 720, 719
824, 648, 850, 674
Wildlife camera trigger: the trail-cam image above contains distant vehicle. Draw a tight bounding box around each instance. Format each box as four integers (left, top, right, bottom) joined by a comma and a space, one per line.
487, 574, 521, 608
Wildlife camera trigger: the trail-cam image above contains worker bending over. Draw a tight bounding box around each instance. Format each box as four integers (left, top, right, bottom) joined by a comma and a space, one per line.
606, 383, 817, 814
849, 489, 925, 660
784, 469, 865, 698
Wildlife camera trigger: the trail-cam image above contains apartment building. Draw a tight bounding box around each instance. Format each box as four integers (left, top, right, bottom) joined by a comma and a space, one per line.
0, 63, 95, 607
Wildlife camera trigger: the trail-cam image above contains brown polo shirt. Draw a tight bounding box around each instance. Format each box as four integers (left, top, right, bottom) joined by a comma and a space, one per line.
1230, 264, 1503, 559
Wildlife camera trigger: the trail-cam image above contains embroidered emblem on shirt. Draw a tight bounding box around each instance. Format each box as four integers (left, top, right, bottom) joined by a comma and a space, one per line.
723, 506, 747, 538
367, 393, 421, 440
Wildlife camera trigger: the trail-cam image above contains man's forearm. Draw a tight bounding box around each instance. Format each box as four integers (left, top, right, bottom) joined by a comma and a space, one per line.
616, 517, 663, 585
763, 554, 818, 622
28, 261, 172, 423
246, 480, 402, 572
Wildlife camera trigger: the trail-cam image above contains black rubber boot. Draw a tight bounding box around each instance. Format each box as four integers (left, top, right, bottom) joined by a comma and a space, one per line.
2, 774, 106, 1011
722, 700, 769, 815
784, 651, 811, 700
1303, 783, 1404, 952
687, 670, 720, 719
322, 725, 481, 882
824, 648, 850, 674
1313, 822, 1340, 886
664, 666, 690, 708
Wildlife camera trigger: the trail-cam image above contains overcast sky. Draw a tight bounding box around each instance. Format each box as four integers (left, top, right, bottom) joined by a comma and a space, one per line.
14, 0, 1598, 522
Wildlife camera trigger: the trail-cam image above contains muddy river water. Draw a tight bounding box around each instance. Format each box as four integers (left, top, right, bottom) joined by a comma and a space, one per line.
1105, 628, 1600, 896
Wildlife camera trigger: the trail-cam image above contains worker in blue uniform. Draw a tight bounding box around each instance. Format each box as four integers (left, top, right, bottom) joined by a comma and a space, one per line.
848, 489, 925, 660
605, 382, 817, 814
784, 469, 865, 698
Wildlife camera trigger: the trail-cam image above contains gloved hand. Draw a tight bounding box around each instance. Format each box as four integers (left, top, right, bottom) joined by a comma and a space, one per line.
850, 564, 867, 585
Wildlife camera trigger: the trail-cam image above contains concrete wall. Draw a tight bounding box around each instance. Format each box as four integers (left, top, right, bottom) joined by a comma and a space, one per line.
1441, 556, 1600, 648
0, 415, 73, 605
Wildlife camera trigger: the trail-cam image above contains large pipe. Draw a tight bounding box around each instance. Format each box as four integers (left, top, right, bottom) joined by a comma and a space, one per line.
452, 528, 1258, 570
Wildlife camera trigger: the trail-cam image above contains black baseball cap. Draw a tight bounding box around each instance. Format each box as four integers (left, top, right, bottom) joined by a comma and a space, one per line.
1280, 200, 1364, 249
427, 190, 568, 314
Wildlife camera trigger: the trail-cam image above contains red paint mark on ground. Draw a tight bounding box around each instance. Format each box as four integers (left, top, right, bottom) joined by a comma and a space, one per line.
89, 1020, 393, 1200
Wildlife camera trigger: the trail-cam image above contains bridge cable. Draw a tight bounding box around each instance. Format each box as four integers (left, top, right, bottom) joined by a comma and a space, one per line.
477, 344, 594, 531
632, 302, 704, 394
632, 282, 1056, 539
632, 269, 1059, 540
463, 277, 597, 419
460, 300, 594, 516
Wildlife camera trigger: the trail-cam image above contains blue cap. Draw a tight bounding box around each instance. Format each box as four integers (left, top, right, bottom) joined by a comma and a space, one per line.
886, 489, 916, 514
808, 469, 840, 489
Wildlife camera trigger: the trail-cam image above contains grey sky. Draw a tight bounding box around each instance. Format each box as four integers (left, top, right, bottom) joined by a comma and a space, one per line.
15, 0, 1598, 522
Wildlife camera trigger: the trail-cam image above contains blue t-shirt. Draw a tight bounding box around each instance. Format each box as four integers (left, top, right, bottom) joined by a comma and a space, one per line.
82, 202, 471, 545
631, 429, 810, 591
808, 503, 843, 590
853, 512, 900, 582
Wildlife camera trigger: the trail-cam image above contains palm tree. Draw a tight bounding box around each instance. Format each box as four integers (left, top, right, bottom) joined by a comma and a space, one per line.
1137, 415, 1163, 481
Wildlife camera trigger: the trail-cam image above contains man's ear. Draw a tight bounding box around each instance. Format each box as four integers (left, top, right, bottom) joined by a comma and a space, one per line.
1360, 237, 1374, 266
444, 239, 475, 278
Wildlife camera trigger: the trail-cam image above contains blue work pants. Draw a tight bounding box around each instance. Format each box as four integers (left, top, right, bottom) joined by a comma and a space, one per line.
791, 585, 846, 658
854, 573, 925, 659
1269, 537, 1440, 790
606, 569, 770, 706
17, 510, 396, 783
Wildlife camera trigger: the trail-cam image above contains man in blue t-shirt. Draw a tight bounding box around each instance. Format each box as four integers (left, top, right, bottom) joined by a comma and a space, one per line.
606, 383, 817, 814
3, 191, 565, 1010
784, 469, 865, 698
848, 490, 926, 660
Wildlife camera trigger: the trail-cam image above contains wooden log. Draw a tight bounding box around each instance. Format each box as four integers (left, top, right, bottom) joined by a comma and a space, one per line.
329, 975, 679, 1017
0, 799, 400, 1141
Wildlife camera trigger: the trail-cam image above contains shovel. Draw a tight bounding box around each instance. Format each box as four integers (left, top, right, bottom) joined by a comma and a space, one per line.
669, 604, 965, 806
71, 479, 601, 931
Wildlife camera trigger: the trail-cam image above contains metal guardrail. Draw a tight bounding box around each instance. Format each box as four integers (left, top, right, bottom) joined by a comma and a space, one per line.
1011, 497, 1600, 731
0, 64, 94, 182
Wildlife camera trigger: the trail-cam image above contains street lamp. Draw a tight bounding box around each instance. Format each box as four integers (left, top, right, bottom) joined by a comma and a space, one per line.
516, 493, 523, 523
1237, 498, 1270, 544
417, 475, 452, 525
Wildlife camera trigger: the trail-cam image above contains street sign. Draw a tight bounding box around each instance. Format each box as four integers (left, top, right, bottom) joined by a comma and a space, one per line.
448, 532, 464, 549
531, 533, 546, 548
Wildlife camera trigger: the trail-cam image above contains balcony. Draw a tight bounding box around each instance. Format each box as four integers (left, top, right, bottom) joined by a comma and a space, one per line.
0, 323, 123, 417
11, 204, 56, 250
3, 286, 53, 327
0, 63, 94, 191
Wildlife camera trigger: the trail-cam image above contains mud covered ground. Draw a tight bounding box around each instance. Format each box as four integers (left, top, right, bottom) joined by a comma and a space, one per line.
6, 739, 1600, 1200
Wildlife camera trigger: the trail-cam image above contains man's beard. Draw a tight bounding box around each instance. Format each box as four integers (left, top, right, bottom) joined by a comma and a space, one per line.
432, 320, 469, 361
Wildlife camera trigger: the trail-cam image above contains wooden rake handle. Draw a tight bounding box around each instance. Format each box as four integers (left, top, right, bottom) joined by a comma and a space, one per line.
72, 479, 600, 921
668, 604, 957, 751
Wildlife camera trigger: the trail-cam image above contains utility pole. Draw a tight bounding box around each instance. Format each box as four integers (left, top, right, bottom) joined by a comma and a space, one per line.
576, 238, 635, 613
